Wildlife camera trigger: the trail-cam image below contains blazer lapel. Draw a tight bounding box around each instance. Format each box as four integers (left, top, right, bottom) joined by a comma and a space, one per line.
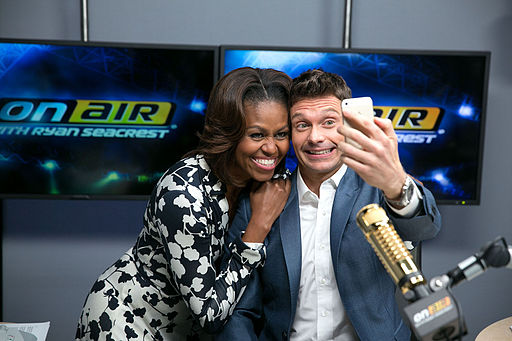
279, 172, 302, 315
330, 169, 362, 271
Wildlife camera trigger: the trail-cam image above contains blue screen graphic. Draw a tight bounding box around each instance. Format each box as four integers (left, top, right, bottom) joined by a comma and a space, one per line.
223, 48, 489, 204
0, 40, 216, 197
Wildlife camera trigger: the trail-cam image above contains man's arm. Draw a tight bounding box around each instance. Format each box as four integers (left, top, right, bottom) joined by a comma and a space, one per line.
338, 109, 441, 241
215, 269, 264, 340
383, 178, 442, 242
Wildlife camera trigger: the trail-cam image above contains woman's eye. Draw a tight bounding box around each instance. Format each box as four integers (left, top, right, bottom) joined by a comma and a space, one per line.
275, 131, 289, 140
249, 133, 264, 139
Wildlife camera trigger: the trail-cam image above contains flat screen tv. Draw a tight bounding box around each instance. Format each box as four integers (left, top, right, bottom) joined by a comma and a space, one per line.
222, 46, 490, 205
0, 39, 218, 199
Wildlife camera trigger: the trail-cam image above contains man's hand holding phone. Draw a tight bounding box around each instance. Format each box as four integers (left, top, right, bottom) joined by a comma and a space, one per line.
338, 96, 407, 200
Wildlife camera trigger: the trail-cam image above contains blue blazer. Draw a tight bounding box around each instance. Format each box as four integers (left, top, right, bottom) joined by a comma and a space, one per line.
216, 169, 441, 341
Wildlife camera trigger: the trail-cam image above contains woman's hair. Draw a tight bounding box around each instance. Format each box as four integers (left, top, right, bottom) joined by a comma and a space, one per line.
188, 67, 292, 187
289, 68, 352, 107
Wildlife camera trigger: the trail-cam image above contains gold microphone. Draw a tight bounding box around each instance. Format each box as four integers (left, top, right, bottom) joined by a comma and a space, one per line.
356, 203, 429, 300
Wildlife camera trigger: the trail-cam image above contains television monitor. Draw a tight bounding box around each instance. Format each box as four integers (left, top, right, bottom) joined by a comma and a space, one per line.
222, 46, 490, 205
0, 38, 218, 199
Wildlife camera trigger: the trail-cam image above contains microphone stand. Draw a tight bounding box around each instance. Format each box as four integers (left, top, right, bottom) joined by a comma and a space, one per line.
396, 283, 467, 341
401, 236, 511, 341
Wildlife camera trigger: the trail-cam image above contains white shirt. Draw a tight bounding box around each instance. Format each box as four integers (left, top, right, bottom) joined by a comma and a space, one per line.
290, 166, 421, 341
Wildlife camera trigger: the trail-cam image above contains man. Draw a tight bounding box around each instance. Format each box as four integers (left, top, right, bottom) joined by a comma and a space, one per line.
216, 69, 441, 340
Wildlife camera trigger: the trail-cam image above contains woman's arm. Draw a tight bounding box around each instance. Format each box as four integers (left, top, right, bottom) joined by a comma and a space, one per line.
154, 169, 286, 333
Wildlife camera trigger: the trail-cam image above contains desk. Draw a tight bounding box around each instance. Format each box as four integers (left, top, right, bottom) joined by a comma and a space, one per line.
476, 316, 512, 341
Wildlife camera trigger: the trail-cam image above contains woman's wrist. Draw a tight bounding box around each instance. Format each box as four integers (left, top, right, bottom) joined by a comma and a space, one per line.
242, 219, 271, 243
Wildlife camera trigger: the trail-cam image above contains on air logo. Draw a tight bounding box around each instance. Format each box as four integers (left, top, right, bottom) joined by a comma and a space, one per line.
0, 98, 175, 126
374, 106, 444, 131
413, 296, 453, 326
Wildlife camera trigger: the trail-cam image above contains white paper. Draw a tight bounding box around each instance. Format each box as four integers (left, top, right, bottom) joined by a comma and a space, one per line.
0, 322, 50, 341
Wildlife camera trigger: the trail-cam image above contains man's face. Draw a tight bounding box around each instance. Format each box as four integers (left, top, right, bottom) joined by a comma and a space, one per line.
290, 95, 345, 183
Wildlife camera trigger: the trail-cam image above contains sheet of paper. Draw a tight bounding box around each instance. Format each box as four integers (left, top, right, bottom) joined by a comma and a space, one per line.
0, 322, 50, 341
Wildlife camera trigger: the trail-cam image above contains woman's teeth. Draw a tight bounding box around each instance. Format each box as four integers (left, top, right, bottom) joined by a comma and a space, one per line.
254, 158, 276, 166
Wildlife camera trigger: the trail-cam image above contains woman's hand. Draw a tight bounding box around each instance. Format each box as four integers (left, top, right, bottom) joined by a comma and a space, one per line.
242, 178, 291, 243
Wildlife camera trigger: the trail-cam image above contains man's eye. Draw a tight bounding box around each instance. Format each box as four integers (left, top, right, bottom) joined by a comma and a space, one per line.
325, 120, 336, 126
296, 123, 309, 129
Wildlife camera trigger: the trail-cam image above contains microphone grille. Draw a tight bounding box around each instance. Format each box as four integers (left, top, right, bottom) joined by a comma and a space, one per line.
356, 203, 424, 289
356, 203, 389, 233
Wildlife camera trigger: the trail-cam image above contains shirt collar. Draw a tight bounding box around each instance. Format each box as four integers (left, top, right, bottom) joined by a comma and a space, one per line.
297, 164, 348, 202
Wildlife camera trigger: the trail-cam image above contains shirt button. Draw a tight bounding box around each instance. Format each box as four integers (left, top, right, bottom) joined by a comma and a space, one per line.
322, 210, 327, 216
321, 310, 328, 317
320, 278, 327, 285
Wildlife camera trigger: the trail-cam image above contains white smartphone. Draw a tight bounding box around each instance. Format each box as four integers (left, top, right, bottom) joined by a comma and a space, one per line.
341, 96, 374, 149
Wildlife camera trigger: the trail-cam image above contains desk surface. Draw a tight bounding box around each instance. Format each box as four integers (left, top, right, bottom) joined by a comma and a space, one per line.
475, 316, 512, 341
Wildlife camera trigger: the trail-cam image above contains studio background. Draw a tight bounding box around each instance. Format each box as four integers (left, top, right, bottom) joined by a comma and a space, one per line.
1, 0, 511, 340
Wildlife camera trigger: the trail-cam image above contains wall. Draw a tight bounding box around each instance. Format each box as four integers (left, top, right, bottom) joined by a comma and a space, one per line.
1, 0, 511, 340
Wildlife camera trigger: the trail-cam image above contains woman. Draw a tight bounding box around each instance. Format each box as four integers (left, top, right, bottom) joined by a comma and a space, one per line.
75, 67, 292, 340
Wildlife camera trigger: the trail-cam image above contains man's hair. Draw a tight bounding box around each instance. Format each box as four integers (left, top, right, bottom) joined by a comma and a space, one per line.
187, 67, 292, 187
290, 69, 352, 107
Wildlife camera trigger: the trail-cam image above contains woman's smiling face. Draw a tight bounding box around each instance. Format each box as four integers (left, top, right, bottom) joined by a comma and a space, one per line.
231, 100, 290, 184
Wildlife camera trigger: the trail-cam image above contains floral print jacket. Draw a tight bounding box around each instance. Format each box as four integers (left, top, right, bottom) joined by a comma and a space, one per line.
76, 154, 266, 340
